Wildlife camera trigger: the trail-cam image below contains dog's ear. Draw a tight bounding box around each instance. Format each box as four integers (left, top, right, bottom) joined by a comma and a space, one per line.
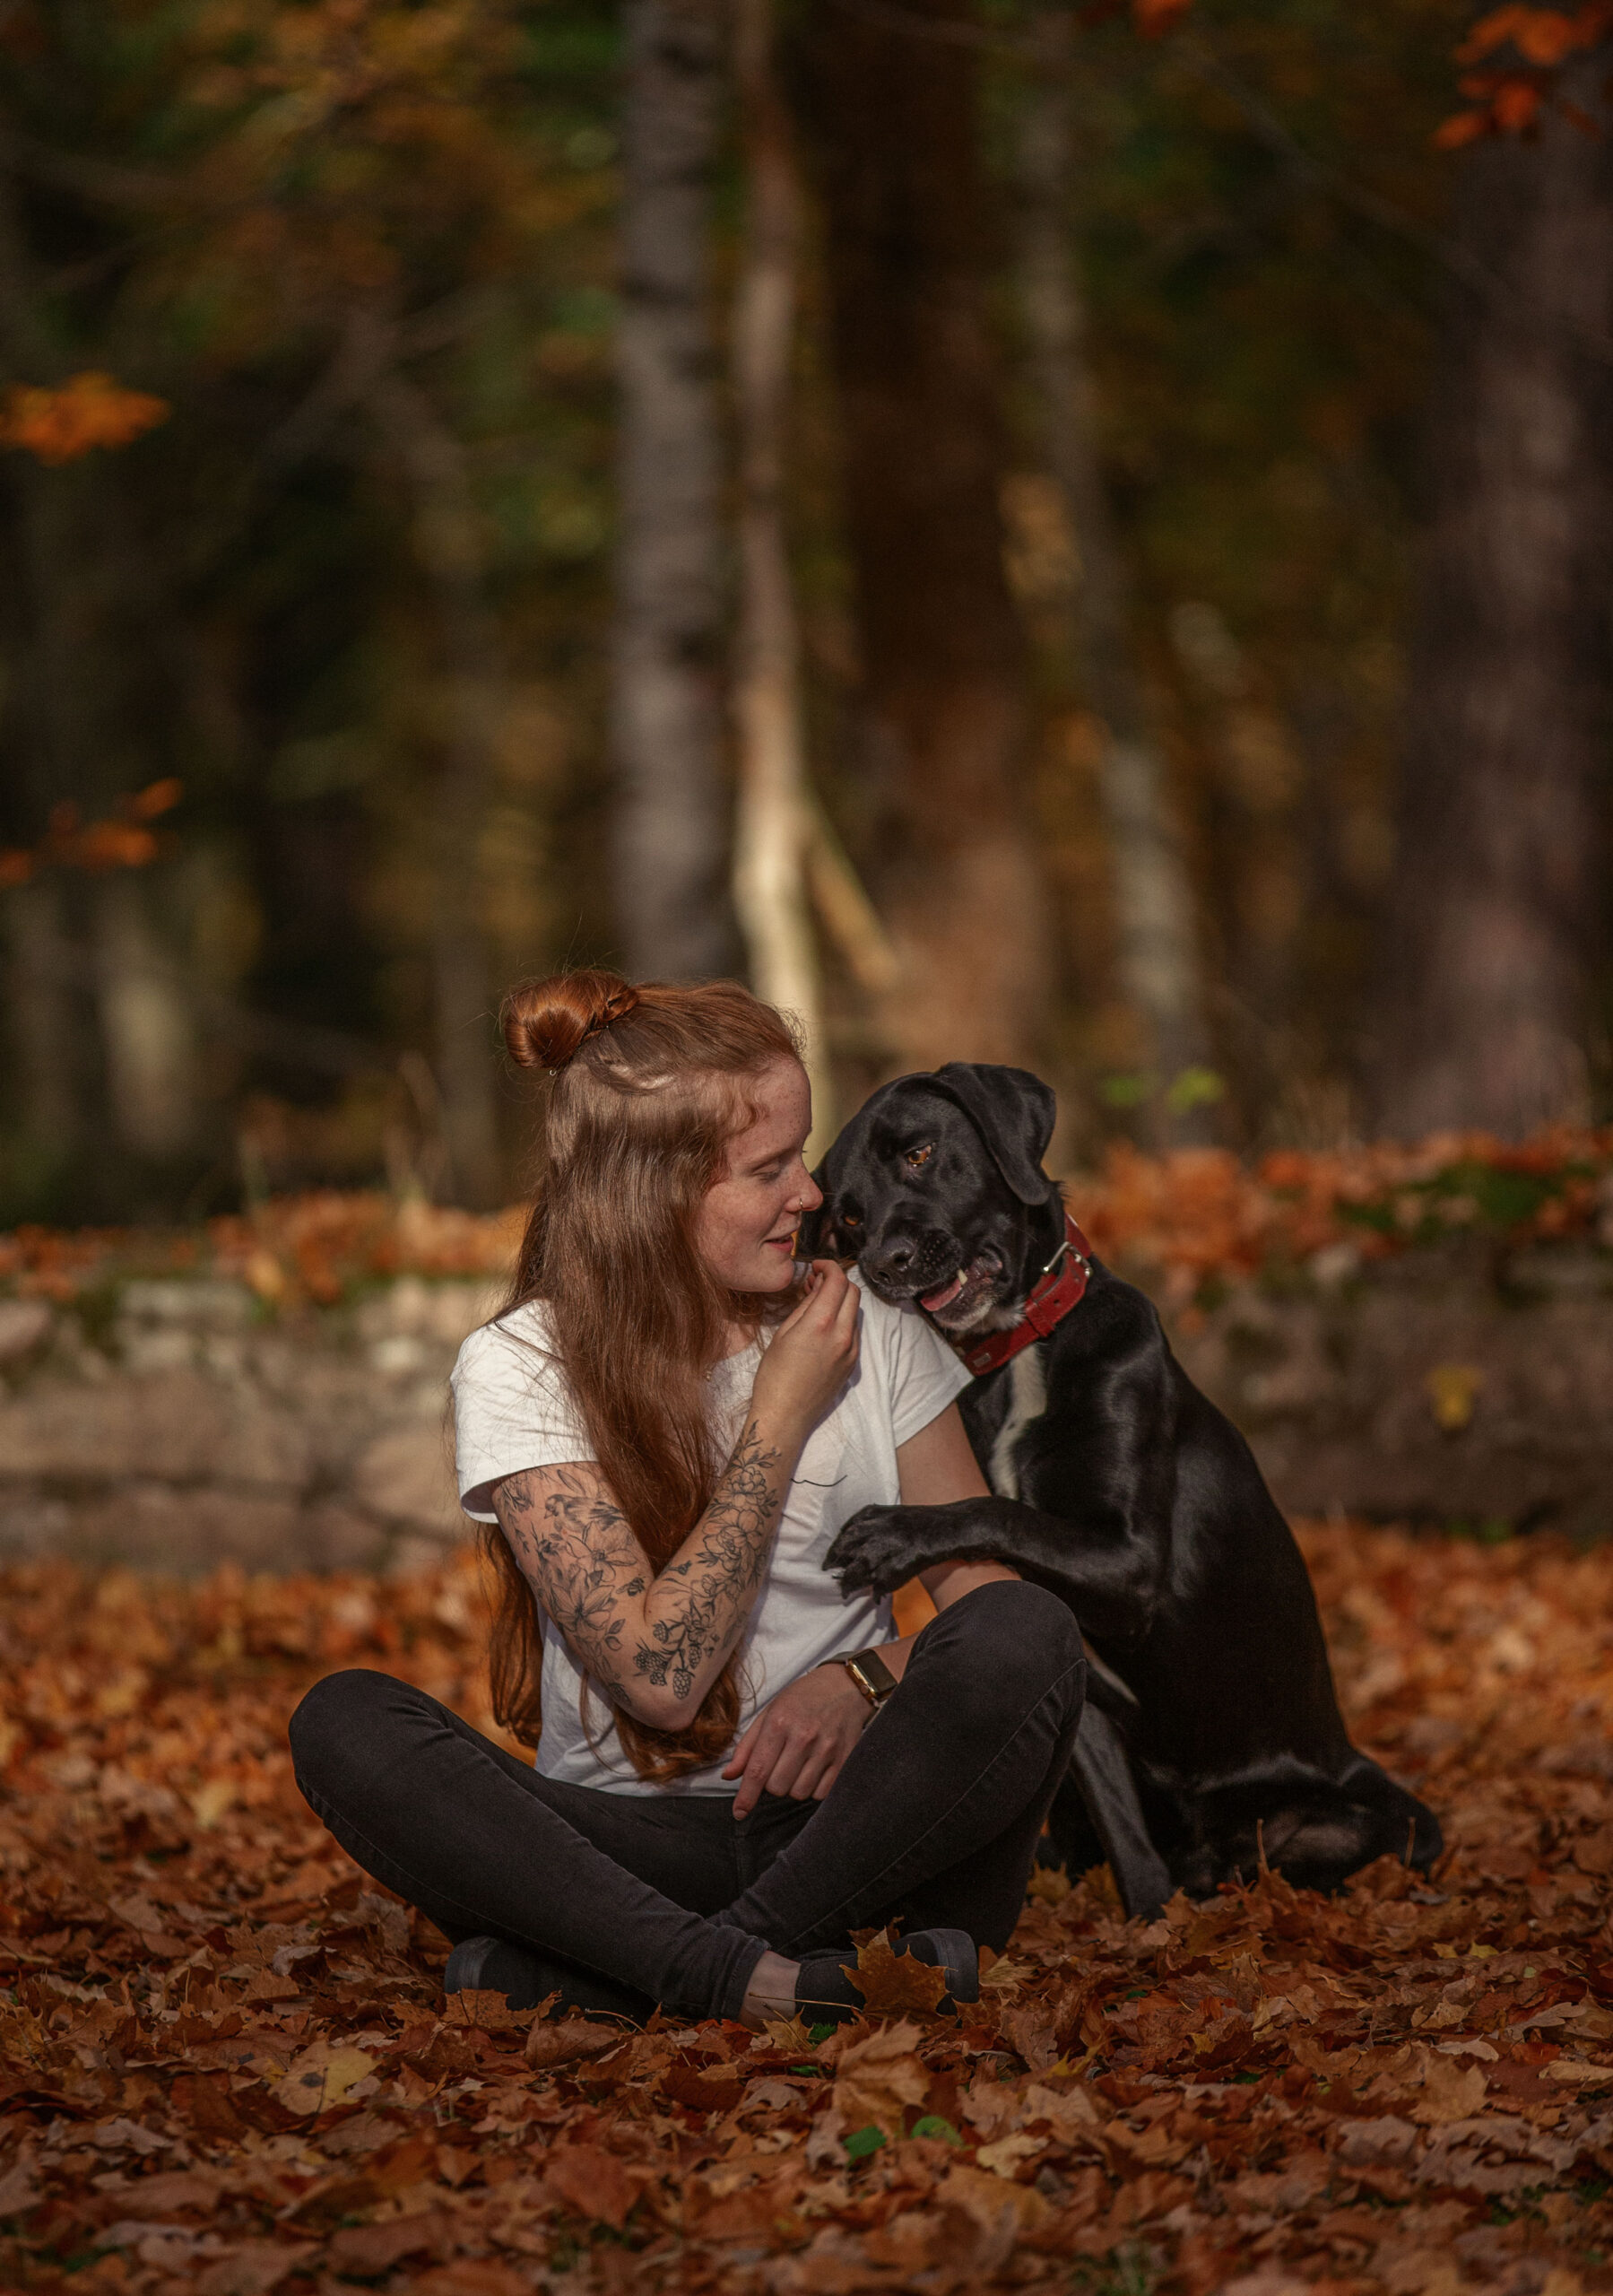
933, 1063, 1058, 1205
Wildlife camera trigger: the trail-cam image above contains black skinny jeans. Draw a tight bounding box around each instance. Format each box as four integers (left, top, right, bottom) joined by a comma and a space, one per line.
288, 1578, 1085, 2023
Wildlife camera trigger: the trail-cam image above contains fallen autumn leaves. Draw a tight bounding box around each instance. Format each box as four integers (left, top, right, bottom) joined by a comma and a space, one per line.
4, 1526, 1613, 2295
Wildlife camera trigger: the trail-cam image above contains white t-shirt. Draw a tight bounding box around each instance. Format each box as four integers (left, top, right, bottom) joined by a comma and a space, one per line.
451, 1272, 972, 1796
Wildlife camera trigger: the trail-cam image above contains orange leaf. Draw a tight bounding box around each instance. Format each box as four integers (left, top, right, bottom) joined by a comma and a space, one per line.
0, 371, 169, 465
194, 2239, 318, 2296
1459, 4, 1595, 64
70, 821, 159, 871
933, 2159, 1049, 2232
325, 2218, 441, 2277
841, 1927, 950, 2018
410, 2266, 533, 2296
1411, 2050, 1489, 2123
1133, 0, 1192, 32
443, 1987, 531, 2032
524, 2013, 626, 2070
832, 2019, 929, 2136
1493, 77, 1543, 129
129, 776, 184, 820
542, 2142, 644, 2231
1513, 8, 1583, 60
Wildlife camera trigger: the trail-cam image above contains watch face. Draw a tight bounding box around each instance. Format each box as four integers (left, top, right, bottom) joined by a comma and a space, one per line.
863, 1649, 898, 1697
848, 1649, 896, 1702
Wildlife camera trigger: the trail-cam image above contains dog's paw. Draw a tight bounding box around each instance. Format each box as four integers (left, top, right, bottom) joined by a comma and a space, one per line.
824, 1505, 922, 1596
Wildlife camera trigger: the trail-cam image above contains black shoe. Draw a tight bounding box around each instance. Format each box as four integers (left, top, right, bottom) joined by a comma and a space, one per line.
792, 1927, 979, 2024
444, 1936, 652, 2021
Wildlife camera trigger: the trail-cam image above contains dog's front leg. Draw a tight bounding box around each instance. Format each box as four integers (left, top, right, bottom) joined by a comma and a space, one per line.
828, 1498, 1175, 1914
827, 1495, 1160, 1648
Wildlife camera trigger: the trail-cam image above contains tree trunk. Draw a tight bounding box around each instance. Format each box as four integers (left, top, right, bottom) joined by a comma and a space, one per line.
793, 0, 1045, 1074
730, 0, 833, 1144
370, 357, 506, 1209
1017, 16, 1214, 1139
611, 0, 730, 982
1373, 69, 1613, 1140
92, 874, 202, 1160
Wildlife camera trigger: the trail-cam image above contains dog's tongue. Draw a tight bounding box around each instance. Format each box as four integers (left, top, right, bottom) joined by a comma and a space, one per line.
921, 1271, 966, 1312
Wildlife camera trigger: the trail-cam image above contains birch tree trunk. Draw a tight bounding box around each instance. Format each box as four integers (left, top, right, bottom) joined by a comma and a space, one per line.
93, 875, 203, 1159
793, 0, 1046, 1075
729, 0, 832, 1144
611, 0, 730, 982
370, 359, 505, 1208
1373, 66, 1613, 1139
1018, 20, 1214, 1139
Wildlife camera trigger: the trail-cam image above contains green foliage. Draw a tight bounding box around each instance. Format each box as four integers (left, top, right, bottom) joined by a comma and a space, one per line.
1333, 1152, 1579, 1251
1099, 1071, 1158, 1109
842, 2123, 887, 2161
1166, 1065, 1227, 1114
1438, 1160, 1556, 1230
910, 2113, 965, 2145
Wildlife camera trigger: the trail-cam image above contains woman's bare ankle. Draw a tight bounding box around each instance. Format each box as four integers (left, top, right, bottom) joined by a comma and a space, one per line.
740, 1949, 799, 2029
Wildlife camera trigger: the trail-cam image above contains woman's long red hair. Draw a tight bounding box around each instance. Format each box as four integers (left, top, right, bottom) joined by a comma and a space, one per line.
481, 968, 803, 1782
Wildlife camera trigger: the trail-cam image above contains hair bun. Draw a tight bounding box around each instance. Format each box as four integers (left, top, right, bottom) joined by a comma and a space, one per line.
502, 970, 641, 1072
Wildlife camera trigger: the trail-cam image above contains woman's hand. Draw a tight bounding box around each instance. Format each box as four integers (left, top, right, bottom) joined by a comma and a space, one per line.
750, 1261, 862, 1440
722, 1660, 873, 1818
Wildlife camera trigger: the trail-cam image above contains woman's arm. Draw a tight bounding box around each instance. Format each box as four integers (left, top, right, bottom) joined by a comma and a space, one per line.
492, 1431, 783, 1728
490, 1263, 861, 1732
895, 1401, 1020, 1612
720, 1399, 1017, 1814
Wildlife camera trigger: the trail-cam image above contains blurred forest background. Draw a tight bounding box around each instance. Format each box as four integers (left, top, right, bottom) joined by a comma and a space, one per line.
2, 0, 1609, 1225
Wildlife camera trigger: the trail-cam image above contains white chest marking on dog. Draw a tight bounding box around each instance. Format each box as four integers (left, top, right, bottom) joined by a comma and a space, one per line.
987, 1345, 1046, 1501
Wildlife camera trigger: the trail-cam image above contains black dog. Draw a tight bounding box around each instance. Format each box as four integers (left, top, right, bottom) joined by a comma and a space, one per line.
807, 1063, 1441, 1914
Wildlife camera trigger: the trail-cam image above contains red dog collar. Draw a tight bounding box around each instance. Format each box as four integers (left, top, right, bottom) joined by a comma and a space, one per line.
951, 1212, 1093, 1377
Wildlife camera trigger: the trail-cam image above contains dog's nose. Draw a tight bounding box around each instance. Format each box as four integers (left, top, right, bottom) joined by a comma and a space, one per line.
869, 1239, 914, 1277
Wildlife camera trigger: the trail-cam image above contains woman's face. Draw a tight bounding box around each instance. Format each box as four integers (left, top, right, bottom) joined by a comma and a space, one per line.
695, 1057, 822, 1294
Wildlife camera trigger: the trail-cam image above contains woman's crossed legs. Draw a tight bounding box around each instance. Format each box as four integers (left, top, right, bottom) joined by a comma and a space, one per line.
288, 1579, 1085, 2023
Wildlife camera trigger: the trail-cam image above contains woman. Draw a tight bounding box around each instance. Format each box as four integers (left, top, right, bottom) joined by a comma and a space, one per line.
290, 971, 1086, 2028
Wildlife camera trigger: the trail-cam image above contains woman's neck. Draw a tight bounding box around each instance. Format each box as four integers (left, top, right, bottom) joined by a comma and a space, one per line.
717, 1276, 802, 1362
720, 1315, 759, 1361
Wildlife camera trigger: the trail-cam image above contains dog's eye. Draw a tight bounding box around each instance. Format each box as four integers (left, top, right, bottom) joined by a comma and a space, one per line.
840, 1211, 862, 1230
905, 1144, 933, 1170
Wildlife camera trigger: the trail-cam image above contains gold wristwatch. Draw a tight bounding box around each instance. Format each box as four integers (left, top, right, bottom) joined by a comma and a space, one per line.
839, 1646, 899, 1710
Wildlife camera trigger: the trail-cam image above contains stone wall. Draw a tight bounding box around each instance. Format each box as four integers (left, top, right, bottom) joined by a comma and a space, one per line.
1172, 1240, 1613, 1542
0, 1276, 498, 1575
2, 1239, 1609, 1573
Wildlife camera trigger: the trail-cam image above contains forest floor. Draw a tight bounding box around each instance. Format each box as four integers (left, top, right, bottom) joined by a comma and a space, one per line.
4, 1525, 1613, 2296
